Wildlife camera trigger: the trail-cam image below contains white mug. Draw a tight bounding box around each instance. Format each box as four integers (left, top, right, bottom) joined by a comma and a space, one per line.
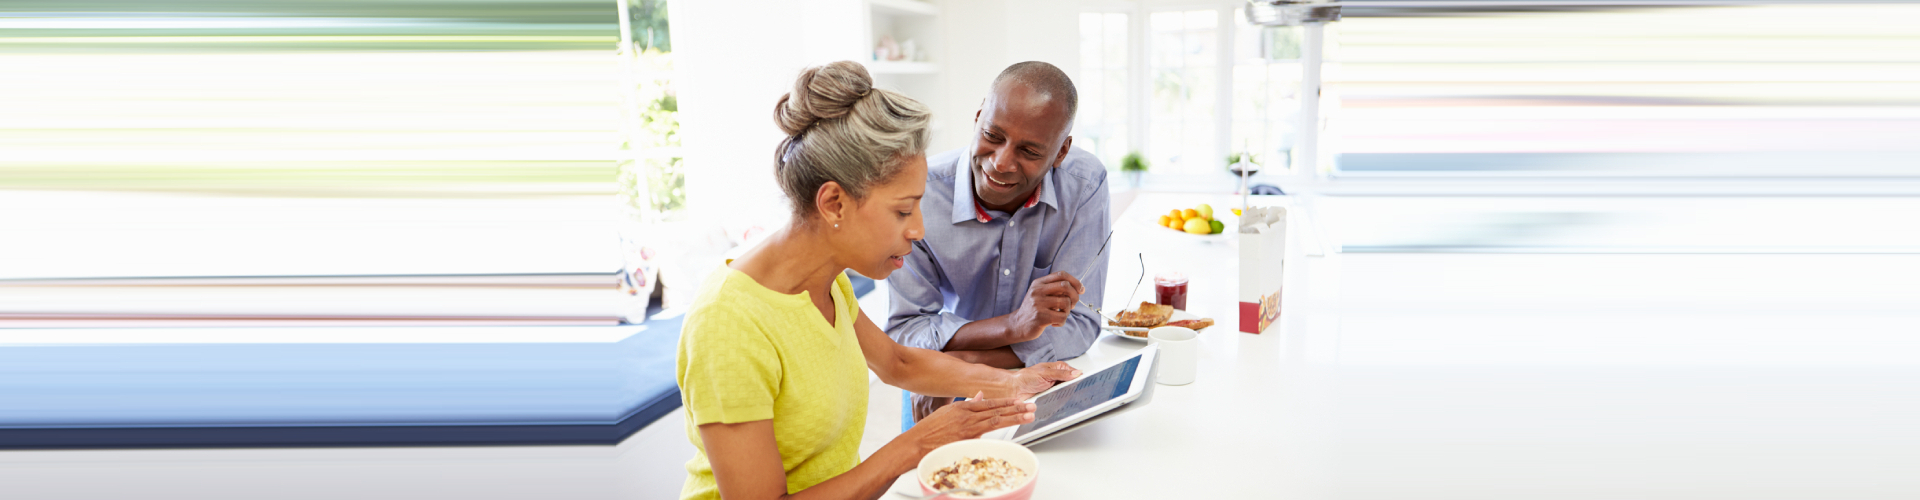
1147, 326, 1198, 385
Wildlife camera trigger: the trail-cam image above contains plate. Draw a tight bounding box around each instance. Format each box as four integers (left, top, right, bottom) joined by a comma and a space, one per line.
1103, 309, 1202, 341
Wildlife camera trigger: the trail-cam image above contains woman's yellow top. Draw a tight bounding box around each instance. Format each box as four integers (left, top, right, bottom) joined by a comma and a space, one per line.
676, 267, 870, 500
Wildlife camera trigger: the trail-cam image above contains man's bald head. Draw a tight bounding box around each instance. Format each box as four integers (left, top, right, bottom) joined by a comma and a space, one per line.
988, 61, 1077, 136
968, 62, 1079, 212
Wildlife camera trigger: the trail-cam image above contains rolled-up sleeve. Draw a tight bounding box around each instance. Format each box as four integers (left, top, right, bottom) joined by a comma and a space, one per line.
1009, 169, 1111, 366
885, 240, 969, 351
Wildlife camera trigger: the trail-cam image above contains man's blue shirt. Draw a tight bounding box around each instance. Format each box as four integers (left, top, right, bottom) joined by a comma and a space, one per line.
884, 147, 1111, 366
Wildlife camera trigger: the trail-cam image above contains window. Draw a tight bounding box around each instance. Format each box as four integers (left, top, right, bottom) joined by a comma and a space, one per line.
1080, 4, 1303, 179
1230, 10, 1300, 174
1327, 4, 1920, 177
1075, 12, 1132, 170
1147, 10, 1221, 174
0, 2, 630, 326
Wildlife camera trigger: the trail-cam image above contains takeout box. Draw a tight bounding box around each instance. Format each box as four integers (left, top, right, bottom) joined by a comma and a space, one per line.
1238, 206, 1286, 334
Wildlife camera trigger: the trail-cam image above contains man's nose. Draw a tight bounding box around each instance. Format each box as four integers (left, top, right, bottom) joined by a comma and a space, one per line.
989, 147, 1017, 173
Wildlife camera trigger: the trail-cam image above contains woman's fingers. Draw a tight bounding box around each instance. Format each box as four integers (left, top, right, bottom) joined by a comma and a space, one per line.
1036, 361, 1082, 382
957, 401, 1035, 434
955, 396, 1018, 413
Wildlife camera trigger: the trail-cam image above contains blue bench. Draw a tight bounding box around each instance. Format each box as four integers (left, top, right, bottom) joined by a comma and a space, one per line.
0, 320, 683, 450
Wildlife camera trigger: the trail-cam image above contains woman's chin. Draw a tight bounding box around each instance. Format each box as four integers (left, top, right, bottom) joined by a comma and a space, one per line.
855, 265, 894, 281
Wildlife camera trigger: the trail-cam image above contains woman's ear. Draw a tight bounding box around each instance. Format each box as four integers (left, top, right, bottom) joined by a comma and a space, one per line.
815, 181, 847, 226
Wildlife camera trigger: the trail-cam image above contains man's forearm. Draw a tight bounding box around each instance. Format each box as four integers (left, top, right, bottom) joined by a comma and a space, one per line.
941, 314, 1023, 351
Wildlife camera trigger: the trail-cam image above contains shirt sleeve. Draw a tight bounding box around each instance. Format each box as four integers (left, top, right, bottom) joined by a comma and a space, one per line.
677, 301, 781, 426
885, 239, 970, 351
1010, 163, 1112, 366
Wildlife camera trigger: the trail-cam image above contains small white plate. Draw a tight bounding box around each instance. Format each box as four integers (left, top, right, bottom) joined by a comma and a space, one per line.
1104, 309, 1202, 341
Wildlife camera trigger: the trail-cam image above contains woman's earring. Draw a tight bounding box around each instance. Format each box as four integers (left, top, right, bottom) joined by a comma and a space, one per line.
834, 223, 839, 228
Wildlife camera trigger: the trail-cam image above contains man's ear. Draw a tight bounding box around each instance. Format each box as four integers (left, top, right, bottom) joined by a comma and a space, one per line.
815, 181, 848, 226
1052, 136, 1074, 168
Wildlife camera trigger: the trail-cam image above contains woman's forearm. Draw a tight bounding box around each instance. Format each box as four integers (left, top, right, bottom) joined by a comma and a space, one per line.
778, 438, 920, 500
887, 345, 1017, 398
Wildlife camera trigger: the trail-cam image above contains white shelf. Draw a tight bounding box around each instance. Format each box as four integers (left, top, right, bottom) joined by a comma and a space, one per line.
868, 61, 938, 75
869, 0, 938, 17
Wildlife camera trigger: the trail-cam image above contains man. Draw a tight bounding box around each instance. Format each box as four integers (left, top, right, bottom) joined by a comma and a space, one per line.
886, 61, 1110, 422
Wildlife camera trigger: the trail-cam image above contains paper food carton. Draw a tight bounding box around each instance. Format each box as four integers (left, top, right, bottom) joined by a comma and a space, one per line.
1238, 206, 1286, 334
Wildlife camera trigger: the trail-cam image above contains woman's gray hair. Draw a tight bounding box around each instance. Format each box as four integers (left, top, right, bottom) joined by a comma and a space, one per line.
773, 61, 932, 220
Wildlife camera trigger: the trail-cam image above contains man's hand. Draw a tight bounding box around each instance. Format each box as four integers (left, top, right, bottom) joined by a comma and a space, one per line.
1003, 361, 1081, 400
1004, 272, 1086, 343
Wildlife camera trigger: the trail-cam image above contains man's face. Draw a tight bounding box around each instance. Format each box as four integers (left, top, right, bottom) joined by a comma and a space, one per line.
969, 82, 1072, 211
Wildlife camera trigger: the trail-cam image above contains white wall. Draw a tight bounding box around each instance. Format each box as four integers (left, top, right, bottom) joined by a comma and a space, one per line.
668, 0, 865, 230
929, 0, 1083, 154
673, 0, 1085, 204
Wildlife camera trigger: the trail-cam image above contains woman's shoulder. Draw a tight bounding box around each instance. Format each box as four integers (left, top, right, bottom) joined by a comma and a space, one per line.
682, 268, 773, 332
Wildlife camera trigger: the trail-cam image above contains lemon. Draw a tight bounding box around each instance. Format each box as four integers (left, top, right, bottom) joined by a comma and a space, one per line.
1209, 220, 1225, 234
1183, 218, 1210, 235
1194, 204, 1214, 220
1231, 208, 1242, 217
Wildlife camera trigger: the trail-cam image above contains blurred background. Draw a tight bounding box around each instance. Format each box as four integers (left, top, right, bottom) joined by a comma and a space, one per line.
7, 0, 1919, 324
1, 0, 635, 326
6, 1, 1920, 499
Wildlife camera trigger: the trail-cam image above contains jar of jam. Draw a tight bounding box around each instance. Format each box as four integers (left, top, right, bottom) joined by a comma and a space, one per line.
1154, 272, 1189, 311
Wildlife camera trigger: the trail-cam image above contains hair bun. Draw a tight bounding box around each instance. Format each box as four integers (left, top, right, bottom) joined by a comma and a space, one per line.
774, 61, 873, 136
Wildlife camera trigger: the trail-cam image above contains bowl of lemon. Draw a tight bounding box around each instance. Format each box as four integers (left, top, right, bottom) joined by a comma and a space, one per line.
1153, 203, 1232, 237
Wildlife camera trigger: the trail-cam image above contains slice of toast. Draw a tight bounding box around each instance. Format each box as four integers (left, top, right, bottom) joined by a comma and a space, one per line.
1110, 301, 1174, 328
1164, 318, 1214, 331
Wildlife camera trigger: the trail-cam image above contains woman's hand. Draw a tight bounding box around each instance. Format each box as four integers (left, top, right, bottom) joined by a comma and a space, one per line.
1005, 361, 1081, 400
910, 394, 1037, 454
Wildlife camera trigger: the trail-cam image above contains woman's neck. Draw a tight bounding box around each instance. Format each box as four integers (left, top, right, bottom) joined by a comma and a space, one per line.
733, 222, 843, 296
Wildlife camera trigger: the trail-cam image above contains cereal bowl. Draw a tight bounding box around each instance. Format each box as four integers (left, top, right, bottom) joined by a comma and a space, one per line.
917, 438, 1039, 500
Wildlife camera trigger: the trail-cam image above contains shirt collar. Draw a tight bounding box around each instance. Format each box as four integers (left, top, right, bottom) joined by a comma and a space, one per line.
949, 154, 1060, 224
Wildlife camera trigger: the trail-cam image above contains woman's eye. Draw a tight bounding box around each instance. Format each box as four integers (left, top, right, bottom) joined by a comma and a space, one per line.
898, 211, 912, 217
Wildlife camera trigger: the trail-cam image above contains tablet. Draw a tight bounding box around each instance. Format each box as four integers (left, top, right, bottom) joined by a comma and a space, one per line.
985, 345, 1159, 445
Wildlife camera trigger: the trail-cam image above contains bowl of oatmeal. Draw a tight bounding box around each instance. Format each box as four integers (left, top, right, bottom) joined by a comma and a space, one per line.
917, 439, 1039, 499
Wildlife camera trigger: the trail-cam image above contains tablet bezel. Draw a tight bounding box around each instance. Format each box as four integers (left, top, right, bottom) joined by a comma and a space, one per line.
1003, 345, 1158, 444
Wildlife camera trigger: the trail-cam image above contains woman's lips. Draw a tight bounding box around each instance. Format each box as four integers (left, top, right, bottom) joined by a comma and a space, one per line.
889, 255, 905, 269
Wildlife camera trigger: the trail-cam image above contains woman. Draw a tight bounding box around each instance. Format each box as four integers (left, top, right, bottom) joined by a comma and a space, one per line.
676, 61, 1082, 500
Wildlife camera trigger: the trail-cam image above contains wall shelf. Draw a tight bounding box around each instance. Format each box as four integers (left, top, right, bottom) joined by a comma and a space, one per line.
869, 0, 938, 17
868, 61, 938, 75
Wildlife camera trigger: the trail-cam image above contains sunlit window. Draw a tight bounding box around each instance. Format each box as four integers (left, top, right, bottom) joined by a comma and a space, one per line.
1075, 12, 1130, 170
1328, 4, 1920, 176
1147, 10, 1220, 175
1230, 9, 1299, 175
0, 2, 630, 326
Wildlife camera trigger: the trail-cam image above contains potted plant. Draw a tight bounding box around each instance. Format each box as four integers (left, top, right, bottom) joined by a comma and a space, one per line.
1120, 151, 1147, 188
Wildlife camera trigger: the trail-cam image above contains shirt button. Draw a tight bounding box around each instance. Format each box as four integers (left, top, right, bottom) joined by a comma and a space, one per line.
1002, 269, 1010, 276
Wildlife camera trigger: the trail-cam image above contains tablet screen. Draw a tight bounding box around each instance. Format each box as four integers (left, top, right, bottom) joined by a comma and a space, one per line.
1012, 354, 1142, 436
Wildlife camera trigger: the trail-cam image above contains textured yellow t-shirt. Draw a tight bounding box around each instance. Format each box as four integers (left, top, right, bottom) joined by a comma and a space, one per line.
677, 267, 870, 500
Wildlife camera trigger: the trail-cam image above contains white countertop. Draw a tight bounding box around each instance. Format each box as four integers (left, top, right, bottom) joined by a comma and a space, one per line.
870, 192, 1920, 500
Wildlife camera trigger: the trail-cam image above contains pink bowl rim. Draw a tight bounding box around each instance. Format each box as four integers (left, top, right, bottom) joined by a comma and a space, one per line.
916, 439, 1038, 498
